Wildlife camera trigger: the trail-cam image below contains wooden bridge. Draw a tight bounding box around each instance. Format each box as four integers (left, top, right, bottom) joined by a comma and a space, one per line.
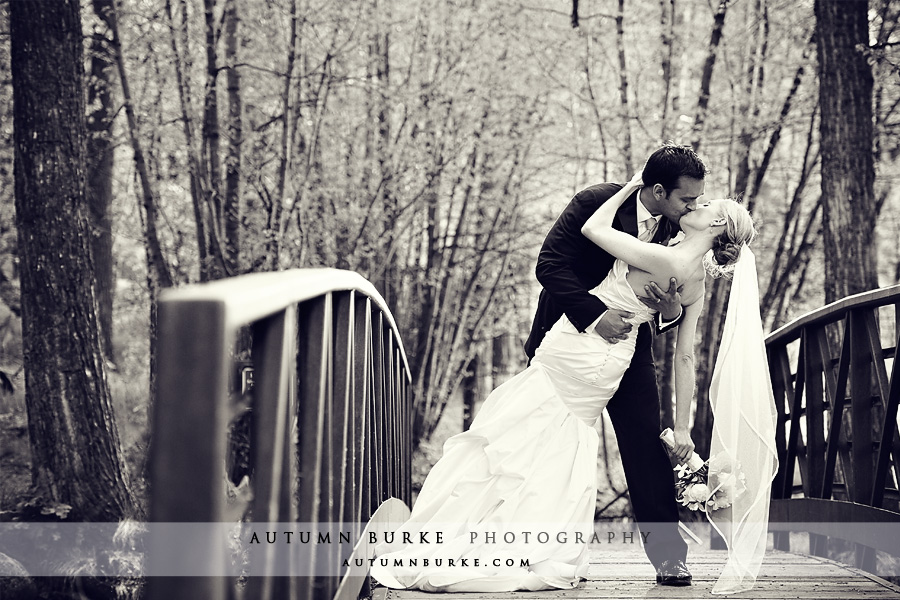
143, 269, 900, 600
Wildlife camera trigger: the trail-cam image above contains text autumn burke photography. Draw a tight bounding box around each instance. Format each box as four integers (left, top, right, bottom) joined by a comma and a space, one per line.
243, 525, 652, 570
246, 528, 651, 546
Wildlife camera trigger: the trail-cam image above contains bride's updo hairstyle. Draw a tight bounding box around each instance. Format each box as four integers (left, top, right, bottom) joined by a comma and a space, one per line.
705, 199, 757, 278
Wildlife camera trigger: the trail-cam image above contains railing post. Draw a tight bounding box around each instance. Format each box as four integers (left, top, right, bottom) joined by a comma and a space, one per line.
148, 300, 230, 600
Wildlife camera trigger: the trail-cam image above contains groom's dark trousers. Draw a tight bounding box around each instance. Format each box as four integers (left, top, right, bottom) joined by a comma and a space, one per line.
524, 182, 688, 567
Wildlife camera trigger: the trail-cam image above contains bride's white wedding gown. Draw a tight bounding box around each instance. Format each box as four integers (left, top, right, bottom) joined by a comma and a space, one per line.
371, 259, 655, 592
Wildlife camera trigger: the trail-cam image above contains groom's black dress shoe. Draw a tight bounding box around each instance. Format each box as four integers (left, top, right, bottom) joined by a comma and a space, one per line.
656, 559, 692, 586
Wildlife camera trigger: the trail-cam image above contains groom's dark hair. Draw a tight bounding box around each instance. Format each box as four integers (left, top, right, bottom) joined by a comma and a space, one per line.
641, 143, 707, 193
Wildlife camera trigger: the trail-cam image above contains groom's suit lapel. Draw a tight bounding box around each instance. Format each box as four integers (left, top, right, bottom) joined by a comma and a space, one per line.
615, 190, 640, 237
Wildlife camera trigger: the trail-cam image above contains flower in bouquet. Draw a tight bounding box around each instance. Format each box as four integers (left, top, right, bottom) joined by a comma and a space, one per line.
673, 453, 746, 513
706, 452, 747, 511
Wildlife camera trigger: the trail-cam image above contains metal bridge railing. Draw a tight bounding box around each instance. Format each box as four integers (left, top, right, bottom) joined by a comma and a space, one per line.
765, 284, 900, 569
146, 269, 412, 600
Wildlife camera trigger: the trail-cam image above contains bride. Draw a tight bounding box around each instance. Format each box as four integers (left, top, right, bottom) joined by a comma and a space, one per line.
370, 173, 777, 594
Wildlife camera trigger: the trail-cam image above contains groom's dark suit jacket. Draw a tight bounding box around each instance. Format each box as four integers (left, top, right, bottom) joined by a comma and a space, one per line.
524, 182, 681, 360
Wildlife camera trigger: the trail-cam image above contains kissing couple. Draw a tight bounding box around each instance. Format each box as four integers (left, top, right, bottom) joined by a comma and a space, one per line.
372, 144, 778, 595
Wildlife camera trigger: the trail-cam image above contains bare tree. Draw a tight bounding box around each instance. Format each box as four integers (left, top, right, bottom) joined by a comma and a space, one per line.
691, 0, 730, 151
614, 0, 633, 174
108, 0, 174, 413
224, 0, 242, 274
86, 0, 116, 363
687, 0, 731, 458
658, 0, 676, 141
200, 0, 226, 280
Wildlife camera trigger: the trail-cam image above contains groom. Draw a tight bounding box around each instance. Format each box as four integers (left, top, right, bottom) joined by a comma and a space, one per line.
524, 144, 707, 586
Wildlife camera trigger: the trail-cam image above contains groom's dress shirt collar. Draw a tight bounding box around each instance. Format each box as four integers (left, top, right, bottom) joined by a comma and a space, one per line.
636, 188, 655, 223
635, 188, 661, 242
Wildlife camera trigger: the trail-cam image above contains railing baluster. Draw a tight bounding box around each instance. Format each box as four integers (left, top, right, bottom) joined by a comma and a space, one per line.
297, 295, 331, 600
783, 336, 807, 499
768, 346, 788, 494
872, 327, 900, 509
820, 324, 852, 500
864, 310, 900, 507
247, 307, 297, 600
372, 311, 386, 509
332, 292, 354, 581
850, 310, 875, 504
770, 344, 791, 551
355, 298, 372, 530
386, 330, 397, 499
849, 309, 877, 571
322, 294, 337, 599
805, 327, 828, 556
806, 327, 826, 500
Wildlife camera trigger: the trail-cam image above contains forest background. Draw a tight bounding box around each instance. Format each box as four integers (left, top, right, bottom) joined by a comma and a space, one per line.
0, 0, 899, 531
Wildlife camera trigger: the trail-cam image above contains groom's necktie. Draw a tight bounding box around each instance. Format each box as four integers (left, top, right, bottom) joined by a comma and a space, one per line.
639, 216, 660, 242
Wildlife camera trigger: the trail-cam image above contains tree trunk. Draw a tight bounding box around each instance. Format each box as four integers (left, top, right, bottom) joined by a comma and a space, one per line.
202, 0, 226, 281
761, 109, 819, 323
658, 0, 675, 141
751, 33, 815, 199
615, 0, 633, 175
691, 0, 729, 151
461, 350, 481, 432
10, 0, 136, 521
224, 0, 242, 275
652, 0, 678, 420
491, 332, 517, 388
816, 0, 878, 303
108, 0, 173, 431
86, 0, 116, 364
689, 0, 732, 458
732, 0, 768, 197
269, 0, 299, 271
164, 0, 212, 282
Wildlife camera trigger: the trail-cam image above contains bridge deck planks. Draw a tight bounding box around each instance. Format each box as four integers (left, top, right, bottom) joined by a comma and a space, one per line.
375, 548, 900, 599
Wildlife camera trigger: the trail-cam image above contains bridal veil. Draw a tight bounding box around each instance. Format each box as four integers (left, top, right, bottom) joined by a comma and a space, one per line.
706, 245, 779, 594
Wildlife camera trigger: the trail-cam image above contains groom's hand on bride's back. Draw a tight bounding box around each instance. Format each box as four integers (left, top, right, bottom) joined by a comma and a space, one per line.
595, 310, 635, 344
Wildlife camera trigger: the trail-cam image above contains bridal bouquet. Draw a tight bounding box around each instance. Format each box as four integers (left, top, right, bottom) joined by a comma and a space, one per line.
660, 429, 747, 513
